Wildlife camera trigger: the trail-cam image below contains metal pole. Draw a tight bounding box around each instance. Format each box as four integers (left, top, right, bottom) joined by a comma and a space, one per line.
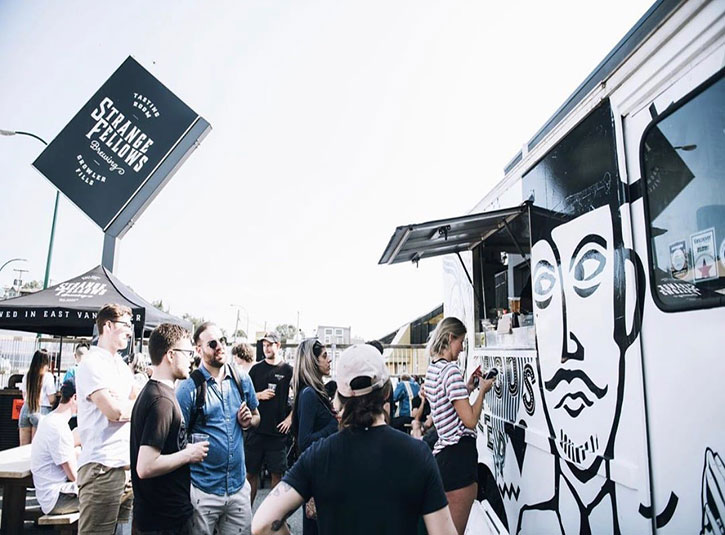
102, 234, 119, 272
43, 191, 59, 289
0, 130, 55, 289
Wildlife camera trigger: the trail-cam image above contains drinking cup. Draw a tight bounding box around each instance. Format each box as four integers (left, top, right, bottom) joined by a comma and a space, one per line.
191, 433, 209, 444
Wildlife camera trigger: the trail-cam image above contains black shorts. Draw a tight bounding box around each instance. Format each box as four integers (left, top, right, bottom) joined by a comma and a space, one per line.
244, 432, 288, 475
435, 436, 477, 491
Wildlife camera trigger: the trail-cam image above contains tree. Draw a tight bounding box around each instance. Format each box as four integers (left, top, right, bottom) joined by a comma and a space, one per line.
182, 313, 206, 334
21, 280, 42, 290
233, 329, 247, 340
151, 299, 169, 313
274, 324, 297, 344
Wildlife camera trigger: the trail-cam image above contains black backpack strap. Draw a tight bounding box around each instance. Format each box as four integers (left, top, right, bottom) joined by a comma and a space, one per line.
188, 369, 207, 434
227, 363, 247, 403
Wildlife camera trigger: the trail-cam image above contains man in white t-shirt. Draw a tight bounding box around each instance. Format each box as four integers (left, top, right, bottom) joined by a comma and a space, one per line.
76, 303, 137, 534
31, 379, 81, 514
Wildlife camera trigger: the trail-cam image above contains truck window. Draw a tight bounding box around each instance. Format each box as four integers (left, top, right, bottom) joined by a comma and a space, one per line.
641, 71, 725, 311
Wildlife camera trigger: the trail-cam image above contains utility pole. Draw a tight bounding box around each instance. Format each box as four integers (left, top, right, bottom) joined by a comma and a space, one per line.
13, 268, 28, 288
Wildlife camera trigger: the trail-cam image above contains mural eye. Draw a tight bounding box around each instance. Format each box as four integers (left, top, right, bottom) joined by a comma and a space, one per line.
571, 245, 606, 298
533, 260, 557, 309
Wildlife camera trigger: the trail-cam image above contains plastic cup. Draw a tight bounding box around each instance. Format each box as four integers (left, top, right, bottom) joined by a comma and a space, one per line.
191, 433, 209, 444
268, 383, 277, 393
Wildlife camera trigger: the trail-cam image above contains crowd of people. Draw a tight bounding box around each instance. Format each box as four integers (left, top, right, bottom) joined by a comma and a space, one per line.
21, 304, 494, 535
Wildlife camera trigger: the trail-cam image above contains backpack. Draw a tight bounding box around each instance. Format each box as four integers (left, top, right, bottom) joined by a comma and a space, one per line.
188, 363, 246, 436
394, 380, 415, 418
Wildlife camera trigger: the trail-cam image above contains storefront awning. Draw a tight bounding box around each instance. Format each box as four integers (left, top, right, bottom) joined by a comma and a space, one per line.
379, 203, 534, 265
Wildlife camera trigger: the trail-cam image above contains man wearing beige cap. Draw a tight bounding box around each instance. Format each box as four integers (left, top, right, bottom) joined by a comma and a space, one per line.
252, 344, 457, 535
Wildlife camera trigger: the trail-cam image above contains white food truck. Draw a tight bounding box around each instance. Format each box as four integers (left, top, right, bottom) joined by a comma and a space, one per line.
379, 0, 725, 533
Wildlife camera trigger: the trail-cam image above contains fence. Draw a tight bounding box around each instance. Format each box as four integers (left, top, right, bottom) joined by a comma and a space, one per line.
0, 336, 91, 389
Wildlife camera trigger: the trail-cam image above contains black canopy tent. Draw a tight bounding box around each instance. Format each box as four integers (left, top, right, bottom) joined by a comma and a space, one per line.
0, 265, 191, 338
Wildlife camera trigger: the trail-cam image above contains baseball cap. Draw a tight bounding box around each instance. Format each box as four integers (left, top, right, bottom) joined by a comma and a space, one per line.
60, 379, 76, 399
337, 344, 390, 398
262, 332, 280, 344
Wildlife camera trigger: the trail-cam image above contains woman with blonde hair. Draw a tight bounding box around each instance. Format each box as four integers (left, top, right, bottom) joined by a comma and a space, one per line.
19, 349, 58, 445
291, 338, 337, 535
425, 317, 494, 534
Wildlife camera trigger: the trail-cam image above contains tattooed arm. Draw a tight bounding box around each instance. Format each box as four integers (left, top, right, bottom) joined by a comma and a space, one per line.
251, 481, 305, 535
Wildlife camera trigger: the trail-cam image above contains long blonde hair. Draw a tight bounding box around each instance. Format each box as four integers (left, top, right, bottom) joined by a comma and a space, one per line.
427, 317, 466, 358
291, 338, 331, 436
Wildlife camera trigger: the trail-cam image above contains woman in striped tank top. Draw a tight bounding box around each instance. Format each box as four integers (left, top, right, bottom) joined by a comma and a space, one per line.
424, 317, 494, 535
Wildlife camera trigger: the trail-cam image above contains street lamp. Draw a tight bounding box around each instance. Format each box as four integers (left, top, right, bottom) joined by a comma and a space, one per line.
0, 258, 27, 275
0, 129, 57, 289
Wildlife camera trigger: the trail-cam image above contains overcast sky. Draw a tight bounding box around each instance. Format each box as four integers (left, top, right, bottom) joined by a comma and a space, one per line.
0, 1, 654, 340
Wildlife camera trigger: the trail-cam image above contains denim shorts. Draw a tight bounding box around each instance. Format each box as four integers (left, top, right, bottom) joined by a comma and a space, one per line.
18, 403, 51, 428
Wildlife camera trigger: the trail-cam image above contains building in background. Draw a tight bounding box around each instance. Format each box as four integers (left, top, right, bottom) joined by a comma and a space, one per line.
315, 325, 350, 345
379, 304, 442, 376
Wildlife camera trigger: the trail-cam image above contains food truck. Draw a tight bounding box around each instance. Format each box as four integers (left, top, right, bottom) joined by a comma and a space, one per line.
379, 0, 725, 532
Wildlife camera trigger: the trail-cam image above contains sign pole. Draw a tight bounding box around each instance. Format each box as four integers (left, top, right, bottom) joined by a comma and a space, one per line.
43, 191, 59, 289
102, 234, 118, 272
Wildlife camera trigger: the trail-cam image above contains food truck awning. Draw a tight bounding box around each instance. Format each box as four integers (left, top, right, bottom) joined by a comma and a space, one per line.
379, 203, 538, 265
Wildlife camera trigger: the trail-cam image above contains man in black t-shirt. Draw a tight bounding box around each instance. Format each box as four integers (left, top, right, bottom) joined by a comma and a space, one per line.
130, 324, 208, 534
245, 331, 293, 504
252, 344, 456, 535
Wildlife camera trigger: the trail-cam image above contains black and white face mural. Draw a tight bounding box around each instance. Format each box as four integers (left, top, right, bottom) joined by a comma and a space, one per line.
511, 101, 646, 534
533, 202, 633, 472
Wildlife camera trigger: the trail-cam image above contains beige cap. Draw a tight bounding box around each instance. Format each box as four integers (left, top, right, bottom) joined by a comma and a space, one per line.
337, 344, 389, 397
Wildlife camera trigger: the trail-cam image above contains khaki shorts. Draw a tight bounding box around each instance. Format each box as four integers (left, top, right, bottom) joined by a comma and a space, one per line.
77, 463, 133, 535
190, 481, 252, 535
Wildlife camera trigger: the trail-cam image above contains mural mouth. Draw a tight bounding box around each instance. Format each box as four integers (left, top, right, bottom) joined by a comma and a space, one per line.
554, 391, 593, 417
544, 368, 608, 399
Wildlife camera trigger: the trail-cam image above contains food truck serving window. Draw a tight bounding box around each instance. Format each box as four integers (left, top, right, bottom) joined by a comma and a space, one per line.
641, 71, 725, 311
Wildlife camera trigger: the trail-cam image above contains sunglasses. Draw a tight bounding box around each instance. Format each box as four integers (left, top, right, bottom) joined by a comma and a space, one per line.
206, 337, 227, 350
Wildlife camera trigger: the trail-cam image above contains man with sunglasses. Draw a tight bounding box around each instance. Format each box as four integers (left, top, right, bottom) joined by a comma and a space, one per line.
131, 323, 208, 534
177, 322, 260, 535
75, 303, 137, 534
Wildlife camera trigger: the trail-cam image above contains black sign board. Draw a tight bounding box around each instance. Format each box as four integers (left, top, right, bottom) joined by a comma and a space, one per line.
33, 56, 208, 235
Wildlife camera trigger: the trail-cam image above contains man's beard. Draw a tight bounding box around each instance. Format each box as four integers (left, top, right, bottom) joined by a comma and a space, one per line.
205, 353, 225, 368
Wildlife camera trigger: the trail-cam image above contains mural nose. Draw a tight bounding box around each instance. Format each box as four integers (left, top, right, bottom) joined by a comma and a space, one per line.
562, 332, 584, 363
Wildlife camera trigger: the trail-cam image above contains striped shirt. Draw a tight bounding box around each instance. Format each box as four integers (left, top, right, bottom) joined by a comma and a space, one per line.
425, 359, 476, 454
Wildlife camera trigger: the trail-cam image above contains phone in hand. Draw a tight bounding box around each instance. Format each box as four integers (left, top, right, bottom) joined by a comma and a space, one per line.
474, 367, 498, 388
483, 368, 499, 380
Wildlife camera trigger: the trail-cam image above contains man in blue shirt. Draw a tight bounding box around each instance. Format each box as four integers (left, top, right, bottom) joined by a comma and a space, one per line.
392, 374, 420, 432
177, 322, 260, 535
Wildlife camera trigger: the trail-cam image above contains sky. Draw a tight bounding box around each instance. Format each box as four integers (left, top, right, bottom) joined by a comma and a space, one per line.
0, 0, 655, 340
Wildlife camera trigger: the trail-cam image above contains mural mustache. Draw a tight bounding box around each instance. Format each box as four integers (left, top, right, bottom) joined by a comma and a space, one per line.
544, 368, 608, 400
